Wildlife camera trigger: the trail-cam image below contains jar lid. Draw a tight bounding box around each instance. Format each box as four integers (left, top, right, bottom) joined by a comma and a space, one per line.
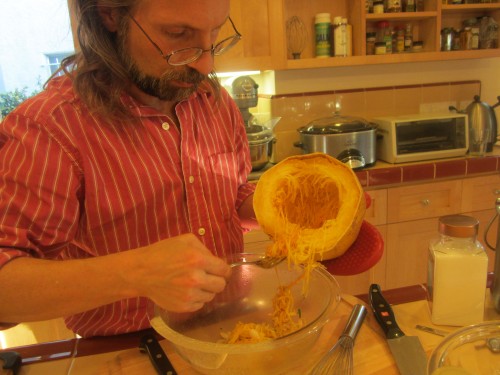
438, 215, 479, 238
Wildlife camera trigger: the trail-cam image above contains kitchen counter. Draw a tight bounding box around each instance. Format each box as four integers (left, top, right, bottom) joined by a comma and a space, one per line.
2, 279, 498, 374
250, 148, 500, 189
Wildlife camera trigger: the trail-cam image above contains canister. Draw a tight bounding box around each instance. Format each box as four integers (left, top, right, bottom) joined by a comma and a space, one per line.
315, 13, 332, 58
428, 215, 488, 326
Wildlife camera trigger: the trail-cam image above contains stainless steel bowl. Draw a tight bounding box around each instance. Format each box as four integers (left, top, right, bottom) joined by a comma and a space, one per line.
246, 125, 274, 171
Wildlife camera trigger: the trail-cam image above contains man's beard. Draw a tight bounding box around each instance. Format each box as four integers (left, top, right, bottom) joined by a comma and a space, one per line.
117, 29, 206, 101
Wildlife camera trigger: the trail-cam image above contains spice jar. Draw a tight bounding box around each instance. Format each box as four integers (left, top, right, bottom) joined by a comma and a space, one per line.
373, 0, 385, 13
386, 0, 402, 12
375, 41, 387, 54
428, 215, 489, 326
376, 20, 393, 53
366, 32, 377, 55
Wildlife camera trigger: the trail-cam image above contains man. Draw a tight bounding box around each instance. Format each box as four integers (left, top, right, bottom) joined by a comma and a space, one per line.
0, 0, 258, 338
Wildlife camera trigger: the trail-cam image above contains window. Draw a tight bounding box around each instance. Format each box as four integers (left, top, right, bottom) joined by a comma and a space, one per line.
46, 52, 72, 76
0, 0, 75, 95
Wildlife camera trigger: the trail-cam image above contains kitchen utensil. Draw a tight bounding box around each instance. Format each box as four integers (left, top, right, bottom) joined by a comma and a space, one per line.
310, 304, 367, 375
230, 75, 275, 171
286, 16, 308, 59
415, 325, 450, 337
466, 95, 497, 152
369, 284, 427, 375
322, 220, 384, 276
150, 253, 342, 375
450, 95, 499, 152
294, 113, 377, 169
427, 320, 500, 375
246, 124, 275, 171
0, 352, 21, 375
229, 255, 285, 269
139, 333, 177, 375
485, 197, 500, 312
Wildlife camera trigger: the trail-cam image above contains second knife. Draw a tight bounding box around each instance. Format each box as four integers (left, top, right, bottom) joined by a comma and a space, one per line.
369, 284, 427, 375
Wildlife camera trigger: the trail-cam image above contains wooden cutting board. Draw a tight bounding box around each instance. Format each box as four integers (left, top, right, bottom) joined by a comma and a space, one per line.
23, 295, 448, 375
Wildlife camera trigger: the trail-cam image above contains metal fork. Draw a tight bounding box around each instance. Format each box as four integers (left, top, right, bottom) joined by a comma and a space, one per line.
230, 256, 286, 269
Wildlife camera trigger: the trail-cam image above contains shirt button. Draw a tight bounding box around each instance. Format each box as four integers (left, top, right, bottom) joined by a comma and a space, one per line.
188, 176, 195, 184
198, 228, 206, 236
161, 122, 170, 130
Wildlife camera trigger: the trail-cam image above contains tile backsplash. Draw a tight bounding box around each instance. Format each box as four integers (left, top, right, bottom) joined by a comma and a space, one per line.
259, 80, 480, 163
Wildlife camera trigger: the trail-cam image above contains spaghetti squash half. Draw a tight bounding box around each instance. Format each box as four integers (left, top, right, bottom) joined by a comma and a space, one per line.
254, 152, 365, 262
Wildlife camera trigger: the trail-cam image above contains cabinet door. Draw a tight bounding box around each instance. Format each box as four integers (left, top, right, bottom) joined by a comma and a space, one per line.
461, 174, 500, 213
216, 0, 285, 71
387, 180, 462, 223
385, 218, 436, 289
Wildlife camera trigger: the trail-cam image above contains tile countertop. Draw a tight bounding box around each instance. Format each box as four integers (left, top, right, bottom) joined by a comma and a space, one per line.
250, 147, 500, 189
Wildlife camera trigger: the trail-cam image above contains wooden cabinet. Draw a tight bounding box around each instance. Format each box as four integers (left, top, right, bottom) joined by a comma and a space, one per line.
216, 0, 286, 71
218, 0, 500, 71
375, 174, 499, 290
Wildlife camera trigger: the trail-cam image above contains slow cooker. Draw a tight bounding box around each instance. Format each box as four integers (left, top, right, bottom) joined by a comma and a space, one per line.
294, 114, 377, 169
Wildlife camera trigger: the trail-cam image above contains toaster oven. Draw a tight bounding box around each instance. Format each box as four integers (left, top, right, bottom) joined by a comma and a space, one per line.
373, 113, 468, 164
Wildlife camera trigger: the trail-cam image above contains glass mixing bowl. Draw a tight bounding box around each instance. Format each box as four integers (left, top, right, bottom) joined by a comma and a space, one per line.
150, 253, 342, 375
427, 320, 500, 375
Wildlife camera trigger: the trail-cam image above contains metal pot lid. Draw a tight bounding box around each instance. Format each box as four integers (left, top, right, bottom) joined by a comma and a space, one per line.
299, 114, 377, 134
246, 124, 274, 144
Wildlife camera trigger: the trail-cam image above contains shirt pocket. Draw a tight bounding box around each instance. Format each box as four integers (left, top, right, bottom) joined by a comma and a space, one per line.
208, 151, 239, 220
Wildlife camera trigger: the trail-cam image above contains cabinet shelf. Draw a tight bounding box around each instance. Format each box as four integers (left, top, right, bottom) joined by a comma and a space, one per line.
217, 0, 500, 72
285, 48, 500, 69
441, 3, 500, 13
366, 11, 439, 21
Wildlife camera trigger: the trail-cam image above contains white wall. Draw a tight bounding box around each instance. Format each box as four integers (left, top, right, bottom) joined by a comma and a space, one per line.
0, 0, 74, 93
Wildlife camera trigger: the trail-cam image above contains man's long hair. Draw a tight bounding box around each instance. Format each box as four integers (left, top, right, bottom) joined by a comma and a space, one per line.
58, 0, 221, 119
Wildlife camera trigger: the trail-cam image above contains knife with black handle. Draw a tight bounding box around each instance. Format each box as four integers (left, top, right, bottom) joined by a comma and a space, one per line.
369, 284, 427, 375
139, 333, 177, 375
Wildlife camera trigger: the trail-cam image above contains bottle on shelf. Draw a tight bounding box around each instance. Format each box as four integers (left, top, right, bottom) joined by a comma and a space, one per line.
334, 17, 352, 57
404, 0, 416, 12
314, 13, 332, 58
373, 0, 385, 13
404, 23, 413, 52
377, 20, 393, 54
386, 0, 402, 12
395, 25, 405, 52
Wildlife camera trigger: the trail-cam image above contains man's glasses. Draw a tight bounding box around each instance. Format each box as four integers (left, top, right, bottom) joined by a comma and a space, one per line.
129, 15, 242, 66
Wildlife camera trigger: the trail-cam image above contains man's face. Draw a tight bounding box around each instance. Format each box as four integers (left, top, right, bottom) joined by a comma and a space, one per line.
116, 24, 205, 101
115, 0, 230, 101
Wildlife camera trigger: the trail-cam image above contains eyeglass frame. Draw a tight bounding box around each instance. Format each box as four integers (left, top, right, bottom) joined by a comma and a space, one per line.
128, 14, 242, 66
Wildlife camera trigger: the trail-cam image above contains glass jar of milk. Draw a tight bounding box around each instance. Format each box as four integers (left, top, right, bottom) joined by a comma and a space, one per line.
428, 215, 488, 326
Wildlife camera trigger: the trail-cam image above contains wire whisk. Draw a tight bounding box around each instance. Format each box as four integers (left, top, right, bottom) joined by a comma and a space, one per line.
310, 304, 367, 375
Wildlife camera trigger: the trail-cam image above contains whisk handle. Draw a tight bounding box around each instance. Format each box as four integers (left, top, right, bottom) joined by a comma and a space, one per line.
341, 304, 367, 341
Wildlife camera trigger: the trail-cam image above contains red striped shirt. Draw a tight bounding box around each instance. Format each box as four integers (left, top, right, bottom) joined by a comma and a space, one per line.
0, 75, 255, 337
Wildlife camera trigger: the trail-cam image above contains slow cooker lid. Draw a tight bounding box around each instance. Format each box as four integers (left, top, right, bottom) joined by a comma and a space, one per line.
299, 114, 376, 134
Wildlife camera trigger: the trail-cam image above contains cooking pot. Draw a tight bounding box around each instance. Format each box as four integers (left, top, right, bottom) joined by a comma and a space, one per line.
450, 95, 499, 152
294, 114, 377, 169
246, 124, 274, 171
